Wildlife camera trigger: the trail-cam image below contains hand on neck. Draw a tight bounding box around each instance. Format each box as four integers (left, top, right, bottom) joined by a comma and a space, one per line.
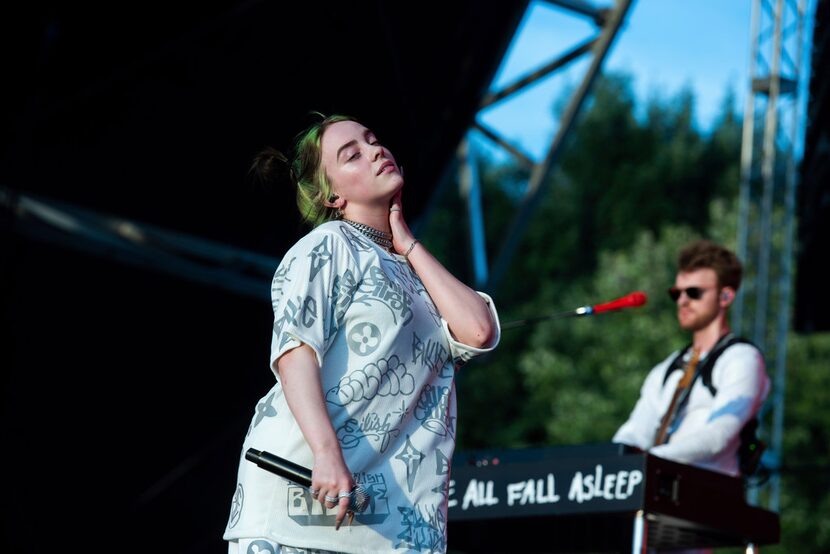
342, 205, 392, 235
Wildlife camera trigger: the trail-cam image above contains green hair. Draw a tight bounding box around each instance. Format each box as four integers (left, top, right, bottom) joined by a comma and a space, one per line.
250, 112, 358, 228
289, 112, 357, 227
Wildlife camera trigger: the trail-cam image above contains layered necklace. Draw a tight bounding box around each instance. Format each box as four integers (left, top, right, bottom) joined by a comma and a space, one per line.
342, 219, 393, 251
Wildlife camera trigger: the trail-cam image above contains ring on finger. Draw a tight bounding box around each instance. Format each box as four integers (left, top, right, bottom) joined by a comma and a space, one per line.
337, 490, 352, 499
310, 488, 319, 496
324, 495, 338, 503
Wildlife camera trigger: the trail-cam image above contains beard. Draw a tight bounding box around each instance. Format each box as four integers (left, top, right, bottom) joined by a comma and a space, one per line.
678, 308, 719, 332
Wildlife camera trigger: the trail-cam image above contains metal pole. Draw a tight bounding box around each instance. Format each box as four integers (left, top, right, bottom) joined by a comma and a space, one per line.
752, 0, 784, 355
734, 0, 763, 337
459, 137, 490, 288
487, 0, 633, 292
631, 509, 647, 554
768, 0, 807, 511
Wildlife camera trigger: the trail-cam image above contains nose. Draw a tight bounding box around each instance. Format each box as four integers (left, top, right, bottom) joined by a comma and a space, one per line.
372, 143, 385, 160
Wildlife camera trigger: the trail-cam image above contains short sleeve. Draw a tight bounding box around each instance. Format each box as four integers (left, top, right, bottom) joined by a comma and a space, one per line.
441, 291, 501, 368
269, 230, 360, 375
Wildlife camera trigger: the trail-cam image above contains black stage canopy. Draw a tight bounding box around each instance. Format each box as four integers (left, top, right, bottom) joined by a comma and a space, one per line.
3, 0, 529, 251
1, 2, 528, 551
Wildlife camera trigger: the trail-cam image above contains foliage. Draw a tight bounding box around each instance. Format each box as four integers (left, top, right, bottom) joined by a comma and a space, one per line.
775, 331, 830, 551
419, 70, 827, 552
517, 225, 695, 444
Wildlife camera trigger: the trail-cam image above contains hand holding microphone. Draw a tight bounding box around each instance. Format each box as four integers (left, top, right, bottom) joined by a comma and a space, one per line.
245, 448, 371, 524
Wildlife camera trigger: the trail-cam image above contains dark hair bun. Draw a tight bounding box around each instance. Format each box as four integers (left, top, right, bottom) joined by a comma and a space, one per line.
249, 146, 291, 188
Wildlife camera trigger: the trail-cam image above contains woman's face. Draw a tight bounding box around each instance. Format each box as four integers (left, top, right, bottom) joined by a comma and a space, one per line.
320, 120, 403, 214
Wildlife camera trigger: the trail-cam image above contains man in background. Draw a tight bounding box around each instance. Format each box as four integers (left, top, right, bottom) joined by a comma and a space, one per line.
613, 240, 770, 553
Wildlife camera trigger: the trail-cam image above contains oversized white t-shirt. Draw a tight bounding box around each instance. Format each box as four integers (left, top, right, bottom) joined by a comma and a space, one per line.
223, 221, 500, 553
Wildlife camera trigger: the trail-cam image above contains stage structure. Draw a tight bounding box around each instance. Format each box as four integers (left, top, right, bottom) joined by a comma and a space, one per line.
0, 186, 280, 301
732, 0, 812, 510
2, 0, 637, 308
416, 0, 634, 293
1, 1, 532, 304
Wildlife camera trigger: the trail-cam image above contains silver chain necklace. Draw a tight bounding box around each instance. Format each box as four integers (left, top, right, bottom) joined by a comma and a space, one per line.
342, 219, 393, 251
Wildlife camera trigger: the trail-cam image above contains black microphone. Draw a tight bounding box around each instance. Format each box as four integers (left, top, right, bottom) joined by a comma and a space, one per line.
245, 448, 371, 513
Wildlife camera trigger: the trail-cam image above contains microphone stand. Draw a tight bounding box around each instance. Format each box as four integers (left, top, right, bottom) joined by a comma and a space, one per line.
501, 306, 593, 330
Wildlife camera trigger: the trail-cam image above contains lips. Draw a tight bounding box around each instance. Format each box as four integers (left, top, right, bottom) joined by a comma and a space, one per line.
376, 161, 396, 175
678, 309, 694, 320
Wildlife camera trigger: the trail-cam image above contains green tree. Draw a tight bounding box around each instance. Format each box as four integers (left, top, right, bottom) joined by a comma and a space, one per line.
517, 224, 695, 444
428, 72, 745, 449
421, 70, 827, 552
774, 331, 830, 552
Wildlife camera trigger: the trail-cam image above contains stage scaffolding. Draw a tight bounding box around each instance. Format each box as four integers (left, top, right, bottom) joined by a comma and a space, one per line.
734, 0, 813, 511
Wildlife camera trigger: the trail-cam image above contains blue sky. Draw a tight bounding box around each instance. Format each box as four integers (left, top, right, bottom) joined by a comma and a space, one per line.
477, 0, 815, 162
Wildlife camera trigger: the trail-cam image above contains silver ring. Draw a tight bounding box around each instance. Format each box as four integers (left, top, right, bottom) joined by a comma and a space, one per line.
324, 495, 338, 503
389, 207, 401, 212
337, 490, 352, 499
310, 488, 319, 496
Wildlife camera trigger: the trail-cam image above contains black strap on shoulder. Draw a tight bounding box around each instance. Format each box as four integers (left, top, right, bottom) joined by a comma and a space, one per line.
662, 333, 756, 396
697, 335, 755, 395
659, 333, 766, 475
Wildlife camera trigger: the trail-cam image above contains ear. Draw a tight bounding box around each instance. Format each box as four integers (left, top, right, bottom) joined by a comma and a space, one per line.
720, 287, 735, 306
323, 193, 344, 209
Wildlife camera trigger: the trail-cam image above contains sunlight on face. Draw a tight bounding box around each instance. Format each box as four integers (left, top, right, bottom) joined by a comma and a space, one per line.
320, 121, 403, 215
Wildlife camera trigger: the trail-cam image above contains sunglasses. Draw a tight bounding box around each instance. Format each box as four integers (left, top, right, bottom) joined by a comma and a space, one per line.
668, 286, 714, 301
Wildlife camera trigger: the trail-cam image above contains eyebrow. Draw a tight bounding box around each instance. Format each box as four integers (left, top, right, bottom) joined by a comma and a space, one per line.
336, 139, 357, 161
335, 130, 376, 161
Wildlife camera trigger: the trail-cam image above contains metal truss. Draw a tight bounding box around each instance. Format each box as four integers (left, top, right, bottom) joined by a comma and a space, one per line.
421, 0, 634, 292
3, 0, 634, 306
733, 0, 811, 511
1, 186, 278, 301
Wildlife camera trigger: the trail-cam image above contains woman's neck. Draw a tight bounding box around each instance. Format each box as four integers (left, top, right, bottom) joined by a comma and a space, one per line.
341, 207, 391, 235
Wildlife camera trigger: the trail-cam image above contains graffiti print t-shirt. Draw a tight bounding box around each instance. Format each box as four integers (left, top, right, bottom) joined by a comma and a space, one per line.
223, 221, 500, 553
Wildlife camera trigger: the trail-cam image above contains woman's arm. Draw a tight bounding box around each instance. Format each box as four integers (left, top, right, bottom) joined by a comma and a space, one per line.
389, 191, 495, 348
277, 343, 353, 529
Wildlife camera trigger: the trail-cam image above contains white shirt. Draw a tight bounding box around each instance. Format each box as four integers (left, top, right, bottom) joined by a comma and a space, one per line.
613, 341, 769, 476
223, 221, 500, 553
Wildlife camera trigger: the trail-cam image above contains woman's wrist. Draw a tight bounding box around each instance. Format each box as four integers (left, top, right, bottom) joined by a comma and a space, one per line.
310, 437, 344, 459
403, 239, 420, 258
